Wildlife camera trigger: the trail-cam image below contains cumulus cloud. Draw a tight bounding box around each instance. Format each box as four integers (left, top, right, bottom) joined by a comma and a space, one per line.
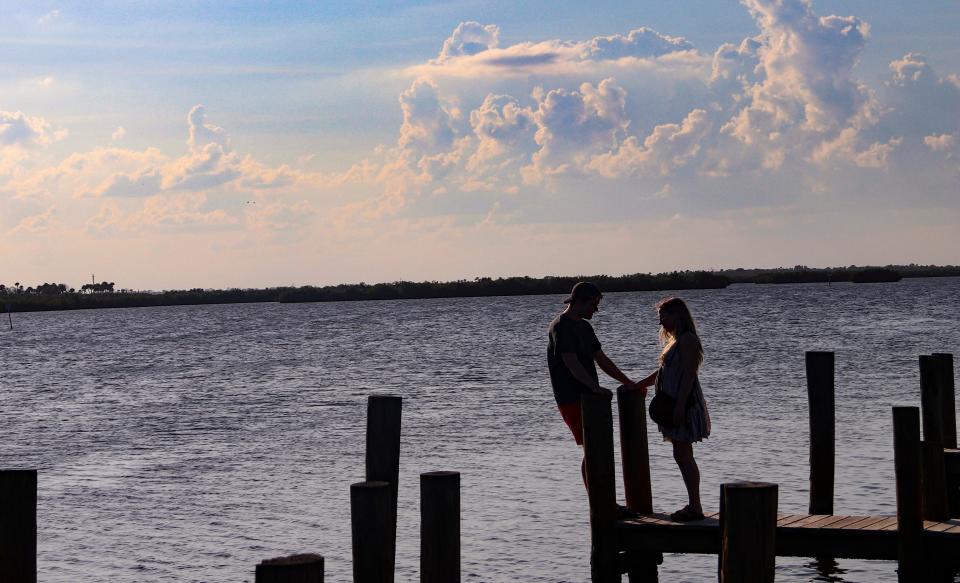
413, 22, 704, 78
709, 37, 763, 101
586, 27, 694, 60
467, 94, 536, 171
112, 126, 126, 141
0, 110, 67, 147
437, 21, 499, 61
884, 53, 960, 138
398, 78, 456, 157
524, 78, 629, 183
588, 108, 712, 177
187, 105, 228, 152
925, 134, 956, 154
700, 0, 888, 172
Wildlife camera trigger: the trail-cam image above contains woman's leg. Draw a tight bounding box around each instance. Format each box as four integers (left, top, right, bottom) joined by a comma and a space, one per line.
672, 440, 702, 513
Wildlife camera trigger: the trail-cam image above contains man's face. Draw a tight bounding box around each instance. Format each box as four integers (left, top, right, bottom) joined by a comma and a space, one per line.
581, 295, 601, 319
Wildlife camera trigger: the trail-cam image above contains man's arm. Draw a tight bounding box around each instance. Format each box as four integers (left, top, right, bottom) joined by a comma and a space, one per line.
561, 353, 611, 396
595, 350, 634, 386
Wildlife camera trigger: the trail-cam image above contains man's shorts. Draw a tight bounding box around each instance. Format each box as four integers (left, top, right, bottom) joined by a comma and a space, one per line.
558, 401, 583, 445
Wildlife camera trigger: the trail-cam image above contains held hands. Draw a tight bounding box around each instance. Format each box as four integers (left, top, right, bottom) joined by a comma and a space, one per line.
620, 378, 650, 396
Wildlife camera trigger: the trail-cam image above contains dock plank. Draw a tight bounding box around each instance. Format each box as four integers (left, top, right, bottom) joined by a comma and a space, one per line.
777, 515, 809, 527
828, 516, 869, 529
789, 515, 832, 528
617, 513, 960, 560
846, 516, 888, 530
803, 515, 850, 529
866, 517, 899, 531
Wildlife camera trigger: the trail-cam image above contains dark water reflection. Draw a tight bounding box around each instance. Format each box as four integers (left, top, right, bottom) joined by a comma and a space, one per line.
1, 277, 958, 581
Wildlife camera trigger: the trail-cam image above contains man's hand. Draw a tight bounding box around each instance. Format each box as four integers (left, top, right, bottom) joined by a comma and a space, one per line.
618, 380, 647, 397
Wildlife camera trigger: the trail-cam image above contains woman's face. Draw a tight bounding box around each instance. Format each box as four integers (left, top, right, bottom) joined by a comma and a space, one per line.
658, 309, 676, 333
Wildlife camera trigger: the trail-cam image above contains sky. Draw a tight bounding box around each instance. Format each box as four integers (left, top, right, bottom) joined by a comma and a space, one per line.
1, 0, 958, 290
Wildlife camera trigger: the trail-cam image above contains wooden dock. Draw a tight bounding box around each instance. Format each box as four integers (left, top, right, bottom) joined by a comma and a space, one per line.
618, 512, 960, 560
582, 351, 960, 582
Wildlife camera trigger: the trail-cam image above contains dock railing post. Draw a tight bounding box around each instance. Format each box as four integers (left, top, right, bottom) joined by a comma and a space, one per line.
806, 351, 835, 516
920, 356, 949, 521
365, 395, 402, 574
420, 471, 459, 583
616, 386, 660, 582
255, 554, 324, 583
616, 386, 652, 514
933, 354, 959, 517
351, 481, 393, 583
582, 392, 619, 583
933, 354, 957, 449
0, 470, 36, 583
893, 406, 923, 582
720, 481, 777, 583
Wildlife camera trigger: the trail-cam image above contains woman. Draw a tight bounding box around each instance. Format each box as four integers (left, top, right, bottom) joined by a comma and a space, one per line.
635, 297, 711, 522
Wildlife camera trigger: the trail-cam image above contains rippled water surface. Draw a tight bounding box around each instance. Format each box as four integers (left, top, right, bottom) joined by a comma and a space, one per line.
2, 278, 958, 582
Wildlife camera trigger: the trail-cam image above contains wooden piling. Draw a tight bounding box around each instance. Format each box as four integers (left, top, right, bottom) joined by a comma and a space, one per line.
720, 482, 777, 583
256, 554, 324, 583
420, 471, 459, 583
893, 406, 923, 582
616, 386, 660, 582
581, 392, 618, 583
365, 395, 402, 574
806, 351, 835, 516
0, 470, 36, 583
920, 355, 949, 520
933, 354, 956, 449
934, 353, 959, 517
720, 481, 777, 583
350, 481, 393, 583
616, 386, 652, 513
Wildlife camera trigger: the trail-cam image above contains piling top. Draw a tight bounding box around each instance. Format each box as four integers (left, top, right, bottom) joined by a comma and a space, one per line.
368, 394, 402, 402
351, 480, 390, 490
723, 481, 777, 490
259, 554, 324, 567
421, 471, 459, 479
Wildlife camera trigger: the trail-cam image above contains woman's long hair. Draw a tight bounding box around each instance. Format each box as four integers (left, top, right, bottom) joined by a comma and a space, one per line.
657, 297, 704, 368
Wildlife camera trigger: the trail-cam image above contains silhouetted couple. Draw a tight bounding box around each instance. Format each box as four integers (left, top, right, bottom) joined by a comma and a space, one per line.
547, 281, 711, 522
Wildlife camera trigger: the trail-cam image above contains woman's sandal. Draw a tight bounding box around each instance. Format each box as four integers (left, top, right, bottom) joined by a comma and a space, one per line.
669, 505, 705, 522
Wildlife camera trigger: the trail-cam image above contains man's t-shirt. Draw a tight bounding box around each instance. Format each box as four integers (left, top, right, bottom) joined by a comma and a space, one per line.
547, 313, 601, 405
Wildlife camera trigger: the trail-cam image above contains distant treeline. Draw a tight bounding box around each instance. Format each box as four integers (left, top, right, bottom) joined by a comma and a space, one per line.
278, 271, 730, 303
718, 264, 960, 285
0, 288, 282, 313
1, 264, 957, 313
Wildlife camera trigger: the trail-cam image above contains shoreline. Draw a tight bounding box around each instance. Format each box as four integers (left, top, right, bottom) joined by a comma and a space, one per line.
2, 265, 958, 314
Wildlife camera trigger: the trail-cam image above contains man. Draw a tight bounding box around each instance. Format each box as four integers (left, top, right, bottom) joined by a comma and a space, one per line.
547, 281, 643, 497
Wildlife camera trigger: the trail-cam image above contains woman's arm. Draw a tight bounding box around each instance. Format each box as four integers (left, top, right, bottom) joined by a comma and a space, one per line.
638, 370, 658, 387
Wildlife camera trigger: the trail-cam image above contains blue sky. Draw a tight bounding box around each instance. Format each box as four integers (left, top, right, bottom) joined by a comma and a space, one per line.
1, 1, 958, 289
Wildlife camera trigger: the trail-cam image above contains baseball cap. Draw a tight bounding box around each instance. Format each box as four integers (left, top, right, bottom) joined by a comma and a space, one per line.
562, 281, 602, 304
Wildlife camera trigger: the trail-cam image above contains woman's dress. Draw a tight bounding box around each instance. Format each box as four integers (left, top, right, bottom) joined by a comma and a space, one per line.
655, 336, 711, 443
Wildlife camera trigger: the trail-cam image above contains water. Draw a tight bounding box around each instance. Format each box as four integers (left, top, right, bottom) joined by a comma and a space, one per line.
1, 277, 958, 582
